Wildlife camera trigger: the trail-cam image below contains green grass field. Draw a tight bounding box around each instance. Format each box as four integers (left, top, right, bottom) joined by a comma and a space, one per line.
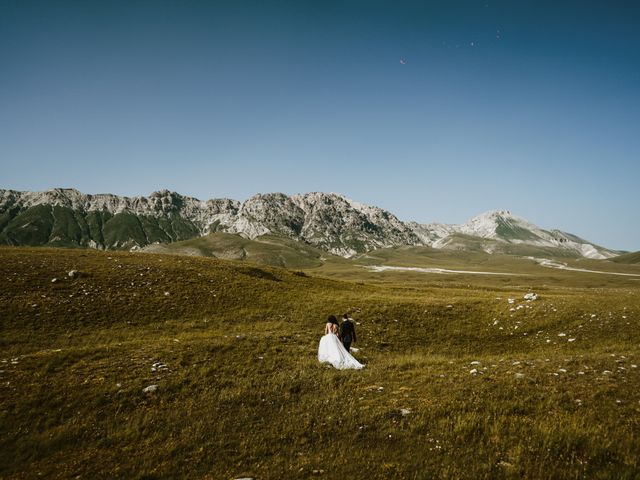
1, 247, 639, 479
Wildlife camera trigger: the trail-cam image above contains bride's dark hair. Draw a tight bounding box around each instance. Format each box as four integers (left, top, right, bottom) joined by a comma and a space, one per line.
327, 315, 338, 324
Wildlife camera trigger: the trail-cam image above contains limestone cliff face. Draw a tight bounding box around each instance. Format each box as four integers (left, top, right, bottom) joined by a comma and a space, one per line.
0, 188, 620, 259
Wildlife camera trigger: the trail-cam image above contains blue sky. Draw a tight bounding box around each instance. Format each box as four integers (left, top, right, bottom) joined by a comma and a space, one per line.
1, 1, 638, 250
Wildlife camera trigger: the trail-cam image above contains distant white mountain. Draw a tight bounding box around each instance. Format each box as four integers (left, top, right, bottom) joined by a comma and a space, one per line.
0, 188, 621, 259
410, 210, 618, 259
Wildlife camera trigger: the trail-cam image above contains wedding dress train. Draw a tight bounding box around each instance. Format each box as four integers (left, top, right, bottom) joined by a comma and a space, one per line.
318, 333, 364, 370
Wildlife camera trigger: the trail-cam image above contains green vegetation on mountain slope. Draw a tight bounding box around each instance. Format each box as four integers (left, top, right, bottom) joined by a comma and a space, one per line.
610, 251, 640, 264
0, 206, 200, 249
1, 247, 639, 479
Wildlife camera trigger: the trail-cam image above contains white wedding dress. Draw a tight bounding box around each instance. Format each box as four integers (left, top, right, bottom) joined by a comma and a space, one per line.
318, 332, 364, 370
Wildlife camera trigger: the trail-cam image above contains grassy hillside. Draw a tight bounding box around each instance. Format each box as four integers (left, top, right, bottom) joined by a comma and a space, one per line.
1, 247, 639, 479
141, 232, 346, 269
610, 251, 640, 264
434, 233, 588, 259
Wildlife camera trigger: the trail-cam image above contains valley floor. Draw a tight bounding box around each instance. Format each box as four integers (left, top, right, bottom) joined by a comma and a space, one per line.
1, 247, 639, 479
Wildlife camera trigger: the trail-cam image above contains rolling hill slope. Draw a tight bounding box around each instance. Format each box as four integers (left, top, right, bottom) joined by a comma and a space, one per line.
610, 251, 640, 264
1, 247, 639, 479
141, 233, 345, 269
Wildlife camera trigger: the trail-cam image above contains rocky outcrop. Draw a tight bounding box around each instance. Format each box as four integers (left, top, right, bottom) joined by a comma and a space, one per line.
0, 188, 621, 259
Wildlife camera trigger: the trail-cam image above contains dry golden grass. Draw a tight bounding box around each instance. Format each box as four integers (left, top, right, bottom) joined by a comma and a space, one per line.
1, 247, 639, 479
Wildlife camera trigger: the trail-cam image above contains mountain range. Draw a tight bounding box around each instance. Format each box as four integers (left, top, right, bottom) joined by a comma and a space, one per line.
0, 188, 623, 260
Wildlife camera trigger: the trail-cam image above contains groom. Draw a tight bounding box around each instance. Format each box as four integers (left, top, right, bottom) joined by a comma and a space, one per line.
339, 313, 357, 352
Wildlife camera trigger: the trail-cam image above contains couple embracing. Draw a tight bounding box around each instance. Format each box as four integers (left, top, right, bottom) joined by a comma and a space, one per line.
318, 314, 364, 370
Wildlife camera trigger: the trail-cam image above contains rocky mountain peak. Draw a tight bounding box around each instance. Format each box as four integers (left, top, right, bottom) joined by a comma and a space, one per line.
0, 188, 622, 259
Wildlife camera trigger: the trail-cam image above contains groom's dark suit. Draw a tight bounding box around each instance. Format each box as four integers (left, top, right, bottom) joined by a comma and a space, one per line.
339, 319, 356, 352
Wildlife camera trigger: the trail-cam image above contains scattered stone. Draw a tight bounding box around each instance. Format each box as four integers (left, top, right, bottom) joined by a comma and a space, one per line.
142, 385, 158, 393
400, 408, 412, 416
446, 304, 453, 308
151, 362, 168, 372
164, 291, 171, 296
68, 270, 80, 278
469, 369, 478, 374
558, 333, 566, 337
508, 298, 515, 304
51, 278, 58, 283
470, 361, 481, 365
568, 338, 576, 342
514, 373, 525, 379
524, 293, 538, 301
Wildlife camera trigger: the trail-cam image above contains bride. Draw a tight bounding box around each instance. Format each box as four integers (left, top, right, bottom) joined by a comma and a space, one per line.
318, 315, 364, 370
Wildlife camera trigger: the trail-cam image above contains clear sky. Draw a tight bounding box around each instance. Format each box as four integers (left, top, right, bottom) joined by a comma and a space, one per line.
1, 0, 638, 251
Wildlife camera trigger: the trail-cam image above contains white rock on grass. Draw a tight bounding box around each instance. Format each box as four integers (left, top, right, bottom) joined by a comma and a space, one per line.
151, 362, 168, 372
142, 385, 158, 393
524, 293, 538, 301
400, 408, 412, 416
470, 361, 481, 365
51, 278, 58, 283
68, 270, 80, 278
508, 298, 515, 304
470, 369, 478, 374
514, 373, 525, 379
